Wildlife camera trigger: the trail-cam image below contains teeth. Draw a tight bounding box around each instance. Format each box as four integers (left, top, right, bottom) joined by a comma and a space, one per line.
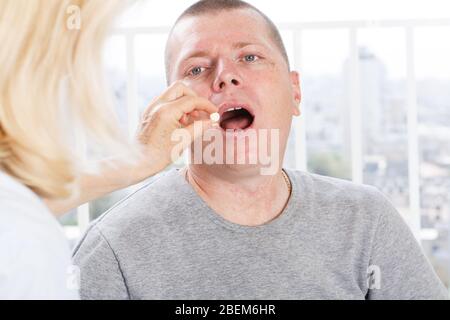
224, 106, 244, 112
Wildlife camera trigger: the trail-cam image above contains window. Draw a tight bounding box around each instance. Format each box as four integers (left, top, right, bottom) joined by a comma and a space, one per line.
415, 26, 450, 287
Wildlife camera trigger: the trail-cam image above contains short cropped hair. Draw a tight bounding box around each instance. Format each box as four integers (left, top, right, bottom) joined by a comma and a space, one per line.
165, 0, 290, 83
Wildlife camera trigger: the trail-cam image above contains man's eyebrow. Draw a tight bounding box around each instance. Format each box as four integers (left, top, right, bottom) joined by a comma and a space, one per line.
182, 43, 264, 60
232, 42, 262, 50
178, 42, 267, 69
180, 50, 210, 63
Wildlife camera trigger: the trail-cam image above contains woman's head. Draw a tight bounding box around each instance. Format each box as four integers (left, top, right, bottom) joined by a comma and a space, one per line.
0, 0, 132, 199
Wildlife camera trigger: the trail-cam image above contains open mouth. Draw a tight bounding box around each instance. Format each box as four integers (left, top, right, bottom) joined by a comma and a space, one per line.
219, 106, 255, 131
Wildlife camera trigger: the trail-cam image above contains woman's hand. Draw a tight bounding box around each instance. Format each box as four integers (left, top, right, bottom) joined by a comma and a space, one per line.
134, 81, 217, 180
45, 82, 217, 216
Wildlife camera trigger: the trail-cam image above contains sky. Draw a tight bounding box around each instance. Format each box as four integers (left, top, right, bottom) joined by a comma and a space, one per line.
104, 0, 450, 79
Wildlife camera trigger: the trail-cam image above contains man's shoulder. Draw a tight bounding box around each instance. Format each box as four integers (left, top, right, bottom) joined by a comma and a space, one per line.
85, 169, 187, 238
288, 169, 388, 213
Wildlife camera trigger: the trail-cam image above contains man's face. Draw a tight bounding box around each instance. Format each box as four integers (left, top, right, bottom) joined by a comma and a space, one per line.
167, 8, 301, 168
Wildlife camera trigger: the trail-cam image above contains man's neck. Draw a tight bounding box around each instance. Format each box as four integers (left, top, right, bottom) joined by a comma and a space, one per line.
183, 165, 290, 226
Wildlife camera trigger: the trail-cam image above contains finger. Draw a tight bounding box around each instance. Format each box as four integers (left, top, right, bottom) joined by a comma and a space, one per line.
167, 96, 218, 121
141, 82, 199, 119
180, 114, 189, 127
182, 120, 215, 147
180, 111, 200, 127
190, 110, 200, 118
158, 81, 197, 103
181, 110, 211, 127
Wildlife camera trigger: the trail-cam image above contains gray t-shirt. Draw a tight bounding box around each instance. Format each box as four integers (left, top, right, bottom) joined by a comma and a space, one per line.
73, 169, 448, 300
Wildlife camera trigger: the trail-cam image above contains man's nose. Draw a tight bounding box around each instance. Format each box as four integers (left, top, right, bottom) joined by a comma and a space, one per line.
212, 60, 242, 92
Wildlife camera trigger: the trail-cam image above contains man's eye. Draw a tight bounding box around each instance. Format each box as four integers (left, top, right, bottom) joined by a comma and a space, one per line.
244, 54, 258, 62
189, 66, 204, 76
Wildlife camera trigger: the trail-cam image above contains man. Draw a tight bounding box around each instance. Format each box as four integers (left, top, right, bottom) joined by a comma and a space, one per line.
73, 0, 448, 299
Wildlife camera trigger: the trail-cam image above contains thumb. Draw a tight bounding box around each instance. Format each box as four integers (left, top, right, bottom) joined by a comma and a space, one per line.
182, 119, 215, 148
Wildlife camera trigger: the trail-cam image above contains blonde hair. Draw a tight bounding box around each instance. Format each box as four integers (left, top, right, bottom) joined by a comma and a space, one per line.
0, 0, 133, 199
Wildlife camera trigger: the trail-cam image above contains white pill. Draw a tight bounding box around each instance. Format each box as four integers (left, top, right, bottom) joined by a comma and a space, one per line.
210, 112, 220, 122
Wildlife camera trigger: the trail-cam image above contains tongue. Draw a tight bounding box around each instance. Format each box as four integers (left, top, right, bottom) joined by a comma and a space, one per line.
221, 115, 252, 130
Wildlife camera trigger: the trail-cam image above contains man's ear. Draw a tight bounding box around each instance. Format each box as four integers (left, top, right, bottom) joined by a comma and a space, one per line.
290, 71, 301, 116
